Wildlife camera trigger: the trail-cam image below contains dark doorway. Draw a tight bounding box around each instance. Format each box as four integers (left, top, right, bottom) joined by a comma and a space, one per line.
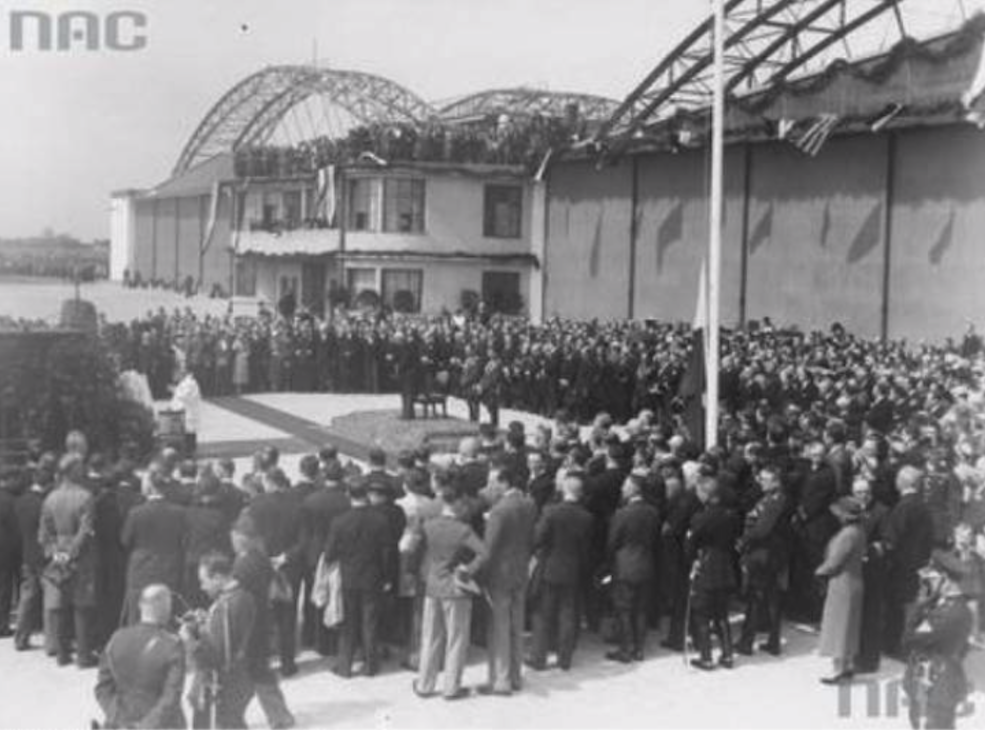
481, 271, 522, 315
301, 260, 327, 317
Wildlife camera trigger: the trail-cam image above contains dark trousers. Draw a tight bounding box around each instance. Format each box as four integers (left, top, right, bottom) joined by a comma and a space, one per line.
191, 669, 254, 730
739, 580, 781, 651
466, 398, 480, 422
0, 555, 16, 632
909, 701, 957, 730
531, 582, 580, 668
338, 589, 381, 676
14, 563, 42, 646
885, 570, 919, 656
691, 589, 733, 662
0, 555, 20, 634
50, 605, 94, 663
612, 581, 649, 657
857, 559, 886, 670
484, 400, 500, 427
271, 599, 297, 671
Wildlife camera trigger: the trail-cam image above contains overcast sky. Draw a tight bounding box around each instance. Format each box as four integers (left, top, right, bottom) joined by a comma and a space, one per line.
0, 0, 976, 240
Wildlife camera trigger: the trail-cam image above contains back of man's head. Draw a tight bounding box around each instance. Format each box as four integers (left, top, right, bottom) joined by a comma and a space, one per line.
561, 474, 584, 502
139, 584, 173, 626
459, 437, 480, 460
897, 465, 924, 495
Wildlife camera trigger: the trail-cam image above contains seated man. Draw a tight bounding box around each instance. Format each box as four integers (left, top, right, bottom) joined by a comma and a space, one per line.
94, 584, 186, 729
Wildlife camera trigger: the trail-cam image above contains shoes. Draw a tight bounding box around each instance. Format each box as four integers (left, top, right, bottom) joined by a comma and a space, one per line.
660, 638, 684, 651
853, 663, 879, 675
758, 642, 781, 657
631, 649, 644, 662
524, 659, 547, 671
280, 662, 299, 678
605, 650, 632, 664
689, 658, 716, 671
820, 671, 855, 685
77, 654, 98, 669
14, 639, 32, 652
718, 656, 734, 670
735, 643, 753, 656
411, 680, 437, 699
332, 666, 352, 679
476, 685, 512, 697
0, 628, 13, 639
400, 659, 418, 672
57, 654, 73, 667
271, 717, 295, 730
443, 688, 471, 701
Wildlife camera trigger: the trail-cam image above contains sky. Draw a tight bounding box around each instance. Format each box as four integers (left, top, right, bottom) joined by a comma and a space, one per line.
0, 0, 977, 240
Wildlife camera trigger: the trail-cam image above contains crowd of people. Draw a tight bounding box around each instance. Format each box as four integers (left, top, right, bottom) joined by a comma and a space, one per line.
1, 315, 985, 728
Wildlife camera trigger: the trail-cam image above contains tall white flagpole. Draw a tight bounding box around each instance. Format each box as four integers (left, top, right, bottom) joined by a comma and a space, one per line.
705, 0, 725, 449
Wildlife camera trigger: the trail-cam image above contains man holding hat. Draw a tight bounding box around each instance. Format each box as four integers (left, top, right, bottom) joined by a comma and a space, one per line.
902, 550, 975, 730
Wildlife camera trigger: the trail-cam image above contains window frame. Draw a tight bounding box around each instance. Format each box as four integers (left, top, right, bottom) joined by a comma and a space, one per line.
483, 184, 523, 239
382, 177, 426, 234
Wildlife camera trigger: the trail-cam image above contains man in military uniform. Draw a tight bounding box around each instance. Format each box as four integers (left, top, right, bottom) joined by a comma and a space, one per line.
736, 464, 789, 656
902, 551, 975, 730
95, 584, 186, 729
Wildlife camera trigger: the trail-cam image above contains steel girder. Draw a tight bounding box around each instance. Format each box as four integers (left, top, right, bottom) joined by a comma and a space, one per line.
594, 0, 910, 146
173, 66, 436, 175
438, 88, 621, 124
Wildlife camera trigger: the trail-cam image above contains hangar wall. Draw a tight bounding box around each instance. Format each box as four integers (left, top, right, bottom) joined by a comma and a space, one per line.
130, 193, 233, 295
544, 123, 985, 341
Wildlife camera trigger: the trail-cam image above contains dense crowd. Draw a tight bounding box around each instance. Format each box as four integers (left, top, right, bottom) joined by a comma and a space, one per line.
2, 315, 985, 728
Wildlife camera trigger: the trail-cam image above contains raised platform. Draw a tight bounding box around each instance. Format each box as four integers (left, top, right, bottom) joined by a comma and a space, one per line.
329, 409, 479, 456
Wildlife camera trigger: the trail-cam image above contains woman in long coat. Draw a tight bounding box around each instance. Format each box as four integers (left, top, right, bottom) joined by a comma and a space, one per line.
816, 495, 867, 684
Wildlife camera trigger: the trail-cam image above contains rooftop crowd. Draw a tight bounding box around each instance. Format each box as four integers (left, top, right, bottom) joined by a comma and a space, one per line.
2, 308, 985, 728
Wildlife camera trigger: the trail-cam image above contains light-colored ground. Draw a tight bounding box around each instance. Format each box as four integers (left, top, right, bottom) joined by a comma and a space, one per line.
3, 391, 983, 729
0, 277, 255, 324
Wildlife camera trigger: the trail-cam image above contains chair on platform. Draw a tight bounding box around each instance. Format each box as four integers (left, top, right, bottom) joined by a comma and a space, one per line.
413, 370, 450, 419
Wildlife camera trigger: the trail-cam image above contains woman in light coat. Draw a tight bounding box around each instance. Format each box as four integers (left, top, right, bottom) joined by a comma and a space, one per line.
816, 495, 867, 684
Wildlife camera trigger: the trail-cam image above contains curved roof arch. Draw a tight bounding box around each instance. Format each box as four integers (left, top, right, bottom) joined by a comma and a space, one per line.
173, 65, 437, 175
595, 0, 973, 145
438, 87, 621, 124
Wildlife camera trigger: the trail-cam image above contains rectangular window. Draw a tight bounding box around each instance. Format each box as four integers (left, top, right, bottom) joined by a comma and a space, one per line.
381, 268, 423, 313
283, 190, 302, 228
483, 184, 523, 239
346, 267, 377, 298
383, 178, 425, 233
347, 178, 375, 231
235, 257, 257, 297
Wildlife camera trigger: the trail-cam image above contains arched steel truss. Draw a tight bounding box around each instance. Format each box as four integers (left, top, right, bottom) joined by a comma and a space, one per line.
173, 65, 437, 175
595, 0, 917, 145
438, 88, 621, 124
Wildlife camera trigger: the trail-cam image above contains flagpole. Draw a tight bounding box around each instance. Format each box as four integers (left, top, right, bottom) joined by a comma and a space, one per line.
705, 0, 725, 449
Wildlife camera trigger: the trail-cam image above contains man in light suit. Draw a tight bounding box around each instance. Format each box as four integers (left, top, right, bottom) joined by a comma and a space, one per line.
479, 465, 536, 696
411, 475, 486, 700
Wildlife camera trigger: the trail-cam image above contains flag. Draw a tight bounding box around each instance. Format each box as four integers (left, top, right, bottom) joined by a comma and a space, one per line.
588, 207, 604, 278
679, 260, 708, 450
201, 180, 221, 254
533, 148, 554, 182
928, 210, 956, 266
793, 114, 840, 156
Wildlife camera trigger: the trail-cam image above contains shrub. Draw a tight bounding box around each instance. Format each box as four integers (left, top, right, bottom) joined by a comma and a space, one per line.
392, 289, 417, 313
354, 288, 381, 310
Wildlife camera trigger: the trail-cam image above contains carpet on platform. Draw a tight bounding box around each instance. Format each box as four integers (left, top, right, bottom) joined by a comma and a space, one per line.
329, 409, 479, 456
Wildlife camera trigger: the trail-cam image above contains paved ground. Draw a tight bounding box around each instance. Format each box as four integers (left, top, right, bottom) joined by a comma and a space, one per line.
0, 277, 255, 324
3, 391, 983, 729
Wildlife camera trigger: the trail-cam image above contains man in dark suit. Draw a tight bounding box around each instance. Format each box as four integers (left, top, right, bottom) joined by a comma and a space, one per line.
244, 467, 304, 676
14, 455, 55, 651
736, 464, 789, 656
95, 584, 186, 729
365, 448, 401, 501
529, 473, 593, 670
853, 476, 891, 673
0, 467, 22, 639
121, 466, 186, 626
884, 465, 935, 657
660, 471, 701, 651
584, 442, 628, 633
299, 463, 350, 654
479, 466, 536, 695
324, 479, 392, 678
687, 475, 740, 670
791, 441, 838, 622
526, 451, 557, 515
606, 474, 661, 663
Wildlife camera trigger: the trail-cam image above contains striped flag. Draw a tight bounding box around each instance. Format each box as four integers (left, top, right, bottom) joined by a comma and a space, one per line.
201, 180, 221, 254
792, 114, 840, 157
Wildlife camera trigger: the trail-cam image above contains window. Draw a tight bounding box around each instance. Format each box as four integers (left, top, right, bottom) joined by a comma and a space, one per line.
484, 185, 523, 239
283, 190, 302, 227
482, 270, 522, 314
346, 267, 377, 298
383, 178, 425, 233
347, 178, 375, 231
235, 258, 257, 297
381, 268, 423, 313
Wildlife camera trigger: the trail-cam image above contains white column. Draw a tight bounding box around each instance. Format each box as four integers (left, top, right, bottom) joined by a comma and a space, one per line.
528, 180, 547, 324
